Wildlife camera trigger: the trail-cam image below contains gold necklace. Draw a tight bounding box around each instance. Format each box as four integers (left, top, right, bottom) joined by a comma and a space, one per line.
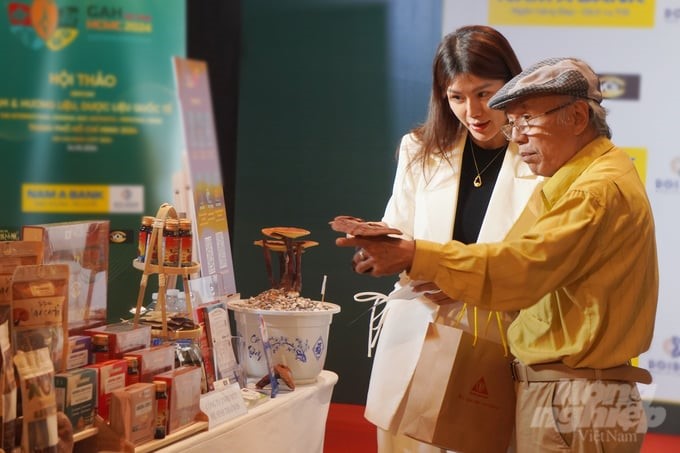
468, 139, 507, 188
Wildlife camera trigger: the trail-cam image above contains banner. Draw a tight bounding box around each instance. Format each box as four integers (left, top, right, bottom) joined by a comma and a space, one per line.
0, 0, 186, 321
173, 57, 237, 297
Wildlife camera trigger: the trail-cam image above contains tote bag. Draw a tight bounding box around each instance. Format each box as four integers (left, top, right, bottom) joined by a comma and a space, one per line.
399, 322, 516, 453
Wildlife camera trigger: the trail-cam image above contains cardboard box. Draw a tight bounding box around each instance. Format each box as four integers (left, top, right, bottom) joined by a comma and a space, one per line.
126, 344, 175, 383
86, 359, 127, 422
66, 335, 92, 370
154, 366, 202, 434
110, 382, 156, 446
54, 368, 97, 433
22, 221, 109, 333
85, 323, 151, 358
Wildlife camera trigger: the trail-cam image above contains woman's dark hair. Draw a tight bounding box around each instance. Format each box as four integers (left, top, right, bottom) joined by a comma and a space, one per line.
410, 25, 521, 167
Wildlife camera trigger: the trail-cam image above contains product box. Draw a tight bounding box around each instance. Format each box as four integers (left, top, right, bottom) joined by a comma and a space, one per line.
54, 367, 97, 433
109, 382, 156, 446
154, 366, 202, 434
196, 301, 238, 391
85, 322, 151, 358
66, 335, 92, 370
126, 344, 175, 383
86, 359, 127, 422
22, 220, 109, 334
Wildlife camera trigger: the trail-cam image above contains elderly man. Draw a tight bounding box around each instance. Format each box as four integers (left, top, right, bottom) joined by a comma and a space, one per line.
337, 57, 658, 452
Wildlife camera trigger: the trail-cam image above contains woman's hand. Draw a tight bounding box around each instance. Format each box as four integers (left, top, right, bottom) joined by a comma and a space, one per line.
413, 281, 456, 305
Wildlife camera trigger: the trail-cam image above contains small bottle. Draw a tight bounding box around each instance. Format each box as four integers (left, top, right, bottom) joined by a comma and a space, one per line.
91, 334, 110, 363
178, 219, 193, 267
138, 216, 154, 262
125, 356, 140, 386
154, 380, 168, 439
162, 219, 180, 267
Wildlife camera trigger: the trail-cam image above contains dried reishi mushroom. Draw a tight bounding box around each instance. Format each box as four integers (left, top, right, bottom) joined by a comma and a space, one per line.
256, 226, 316, 293
261, 227, 310, 239
329, 215, 403, 237
254, 363, 296, 390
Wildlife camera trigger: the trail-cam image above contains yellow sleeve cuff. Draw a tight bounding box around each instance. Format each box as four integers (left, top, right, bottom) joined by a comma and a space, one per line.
408, 239, 442, 282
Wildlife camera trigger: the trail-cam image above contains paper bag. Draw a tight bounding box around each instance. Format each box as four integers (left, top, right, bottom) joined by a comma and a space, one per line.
436, 301, 515, 345
399, 322, 516, 453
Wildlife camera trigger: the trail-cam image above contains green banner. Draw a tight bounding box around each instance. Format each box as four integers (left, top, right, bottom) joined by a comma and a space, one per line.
0, 0, 186, 321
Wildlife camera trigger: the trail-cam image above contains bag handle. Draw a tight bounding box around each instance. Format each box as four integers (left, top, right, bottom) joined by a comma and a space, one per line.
353, 291, 389, 358
452, 304, 509, 357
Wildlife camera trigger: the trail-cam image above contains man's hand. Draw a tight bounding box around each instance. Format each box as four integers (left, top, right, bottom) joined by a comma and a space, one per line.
336, 236, 415, 277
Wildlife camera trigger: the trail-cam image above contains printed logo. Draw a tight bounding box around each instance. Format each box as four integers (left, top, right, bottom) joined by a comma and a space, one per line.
470, 377, 489, 398
662, 336, 680, 358
4, 0, 155, 51
663, 7, 680, 23
599, 74, 640, 100
655, 157, 680, 193
671, 157, 680, 176
530, 381, 667, 433
5, 0, 79, 51
0, 229, 20, 241
109, 230, 131, 244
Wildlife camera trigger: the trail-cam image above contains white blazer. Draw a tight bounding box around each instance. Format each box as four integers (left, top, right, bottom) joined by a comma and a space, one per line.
364, 132, 543, 432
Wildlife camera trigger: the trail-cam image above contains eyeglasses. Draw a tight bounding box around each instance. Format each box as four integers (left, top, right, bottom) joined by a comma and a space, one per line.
500, 100, 575, 140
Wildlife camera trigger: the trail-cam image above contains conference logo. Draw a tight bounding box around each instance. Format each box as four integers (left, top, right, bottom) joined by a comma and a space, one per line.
647, 336, 680, 376
664, 7, 680, 23
599, 74, 640, 101
5, 0, 79, 51
654, 156, 680, 193
663, 336, 680, 358
4, 0, 155, 52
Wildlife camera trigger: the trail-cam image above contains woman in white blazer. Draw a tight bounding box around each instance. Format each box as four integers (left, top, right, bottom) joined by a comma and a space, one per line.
357, 26, 544, 452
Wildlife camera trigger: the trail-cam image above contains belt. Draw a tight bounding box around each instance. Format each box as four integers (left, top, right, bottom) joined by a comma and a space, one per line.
510, 361, 652, 384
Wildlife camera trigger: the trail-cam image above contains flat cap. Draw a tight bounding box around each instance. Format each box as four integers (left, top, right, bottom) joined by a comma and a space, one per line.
488, 57, 602, 109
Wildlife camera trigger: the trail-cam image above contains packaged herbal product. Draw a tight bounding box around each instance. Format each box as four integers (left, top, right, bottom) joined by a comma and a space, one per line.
11, 264, 69, 372
14, 347, 58, 453
0, 320, 17, 453
0, 240, 43, 322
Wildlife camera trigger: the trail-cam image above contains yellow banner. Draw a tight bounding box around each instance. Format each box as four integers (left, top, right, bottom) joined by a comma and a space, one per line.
489, 0, 655, 28
22, 184, 109, 213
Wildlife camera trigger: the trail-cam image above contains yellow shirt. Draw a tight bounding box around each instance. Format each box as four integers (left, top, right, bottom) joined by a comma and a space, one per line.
409, 137, 658, 368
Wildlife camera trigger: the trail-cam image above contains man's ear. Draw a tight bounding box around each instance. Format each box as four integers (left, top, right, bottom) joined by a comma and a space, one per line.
571, 100, 591, 135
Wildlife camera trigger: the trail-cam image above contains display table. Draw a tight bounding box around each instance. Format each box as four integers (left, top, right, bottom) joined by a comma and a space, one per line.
157, 370, 338, 453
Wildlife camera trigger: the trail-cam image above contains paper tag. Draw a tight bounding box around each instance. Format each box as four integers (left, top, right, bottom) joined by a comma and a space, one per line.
199, 382, 247, 429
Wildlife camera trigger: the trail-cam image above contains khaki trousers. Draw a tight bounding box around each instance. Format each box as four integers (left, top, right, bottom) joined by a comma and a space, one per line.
514, 380, 646, 452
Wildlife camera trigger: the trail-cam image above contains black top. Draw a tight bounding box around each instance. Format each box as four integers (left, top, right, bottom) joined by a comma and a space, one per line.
452, 137, 507, 244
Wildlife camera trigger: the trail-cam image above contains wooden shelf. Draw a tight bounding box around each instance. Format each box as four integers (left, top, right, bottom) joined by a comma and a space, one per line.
132, 259, 200, 276
73, 426, 98, 443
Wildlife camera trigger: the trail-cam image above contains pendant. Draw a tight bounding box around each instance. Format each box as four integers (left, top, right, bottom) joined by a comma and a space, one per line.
473, 175, 482, 188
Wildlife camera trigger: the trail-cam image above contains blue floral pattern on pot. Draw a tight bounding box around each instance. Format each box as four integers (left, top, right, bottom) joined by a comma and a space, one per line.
247, 334, 325, 363
247, 334, 263, 362
313, 336, 324, 360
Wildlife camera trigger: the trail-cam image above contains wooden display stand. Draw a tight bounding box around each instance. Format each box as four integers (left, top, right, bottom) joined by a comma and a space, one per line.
74, 204, 206, 452
74, 415, 209, 453
132, 203, 201, 339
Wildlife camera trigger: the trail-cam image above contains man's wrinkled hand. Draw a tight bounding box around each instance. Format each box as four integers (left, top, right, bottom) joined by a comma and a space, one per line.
336, 236, 415, 277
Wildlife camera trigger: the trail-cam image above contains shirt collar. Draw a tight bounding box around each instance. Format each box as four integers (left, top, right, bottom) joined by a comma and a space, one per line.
541, 136, 614, 208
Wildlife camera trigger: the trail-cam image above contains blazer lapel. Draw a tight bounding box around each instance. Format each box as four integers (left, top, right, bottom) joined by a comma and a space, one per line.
478, 143, 543, 243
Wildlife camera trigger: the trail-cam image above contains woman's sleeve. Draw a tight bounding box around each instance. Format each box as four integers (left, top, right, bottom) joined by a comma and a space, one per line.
381, 134, 418, 239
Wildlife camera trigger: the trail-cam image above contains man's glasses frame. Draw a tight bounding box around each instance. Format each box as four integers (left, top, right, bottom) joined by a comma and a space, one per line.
500, 100, 575, 140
